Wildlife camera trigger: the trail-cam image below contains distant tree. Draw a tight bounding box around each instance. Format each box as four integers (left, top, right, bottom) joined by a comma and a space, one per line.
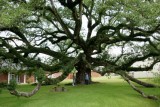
0, 0, 160, 99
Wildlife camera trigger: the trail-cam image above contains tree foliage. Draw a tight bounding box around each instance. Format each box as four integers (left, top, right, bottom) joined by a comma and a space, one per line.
0, 0, 160, 98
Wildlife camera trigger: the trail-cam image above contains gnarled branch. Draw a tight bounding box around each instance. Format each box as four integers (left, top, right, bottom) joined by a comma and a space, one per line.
121, 74, 159, 100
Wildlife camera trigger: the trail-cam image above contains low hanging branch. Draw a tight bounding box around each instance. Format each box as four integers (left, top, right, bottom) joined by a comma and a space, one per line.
8, 68, 45, 98
9, 83, 41, 98
123, 72, 160, 88
122, 75, 159, 100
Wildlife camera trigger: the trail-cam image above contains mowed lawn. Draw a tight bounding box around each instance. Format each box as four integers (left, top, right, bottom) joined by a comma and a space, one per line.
0, 77, 160, 107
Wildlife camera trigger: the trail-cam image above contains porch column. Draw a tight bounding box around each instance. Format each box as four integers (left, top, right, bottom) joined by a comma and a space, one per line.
8, 72, 10, 84
24, 73, 26, 84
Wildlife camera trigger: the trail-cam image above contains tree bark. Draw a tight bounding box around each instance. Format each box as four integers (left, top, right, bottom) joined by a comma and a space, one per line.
122, 75, 159, 100
124, 72, 159, 88
75, 61, 91, 84
9, 82, 41, 98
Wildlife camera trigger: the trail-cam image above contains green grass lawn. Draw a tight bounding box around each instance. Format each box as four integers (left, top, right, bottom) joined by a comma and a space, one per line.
0, 77, 160, 107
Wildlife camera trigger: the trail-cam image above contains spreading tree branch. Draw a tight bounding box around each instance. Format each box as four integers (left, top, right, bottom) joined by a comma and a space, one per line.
121, 74, 159, 100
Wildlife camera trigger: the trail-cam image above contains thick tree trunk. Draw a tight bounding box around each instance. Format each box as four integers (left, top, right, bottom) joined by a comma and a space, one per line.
75, 61, 91, 84
124, 72, 159, 88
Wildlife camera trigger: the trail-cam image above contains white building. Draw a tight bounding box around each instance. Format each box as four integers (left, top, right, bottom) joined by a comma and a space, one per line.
129, 62, 160, 78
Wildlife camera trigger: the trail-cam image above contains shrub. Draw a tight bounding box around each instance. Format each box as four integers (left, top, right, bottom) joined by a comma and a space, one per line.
7, 79, 17, 91
43, 78, 54, 85
34, 68, 46, 83
0, 82, 8, 88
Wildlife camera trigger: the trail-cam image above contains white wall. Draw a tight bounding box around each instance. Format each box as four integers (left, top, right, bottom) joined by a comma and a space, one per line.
130, 62, 160, 78
129, 71, 159, 78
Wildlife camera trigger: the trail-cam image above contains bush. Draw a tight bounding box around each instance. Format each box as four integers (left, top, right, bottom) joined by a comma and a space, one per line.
43, 78, 54, 85
0, 82, 8, 88
34, 68, 46, 83
7, 79, 17, 91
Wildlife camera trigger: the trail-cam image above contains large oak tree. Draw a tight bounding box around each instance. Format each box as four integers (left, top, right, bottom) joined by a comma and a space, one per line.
0, 0, 160, 99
